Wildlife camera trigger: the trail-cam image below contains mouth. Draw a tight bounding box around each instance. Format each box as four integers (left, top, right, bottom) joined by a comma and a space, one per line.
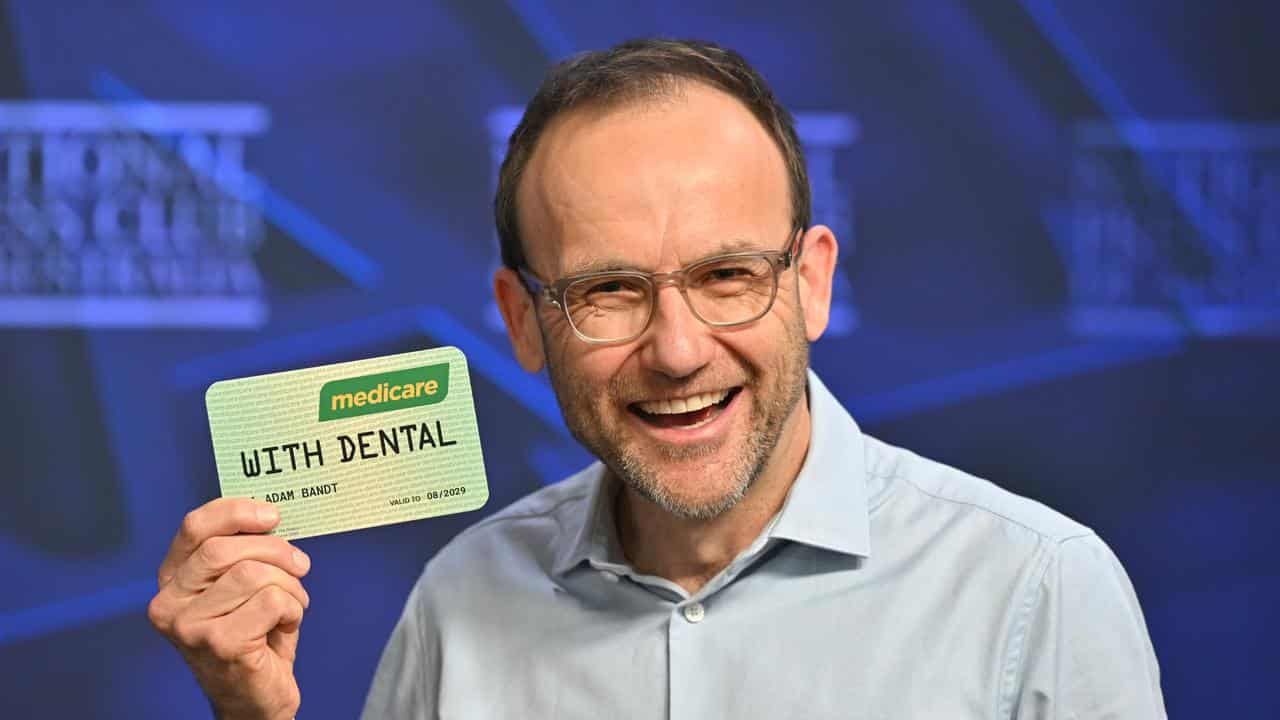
628, 387, 742, 430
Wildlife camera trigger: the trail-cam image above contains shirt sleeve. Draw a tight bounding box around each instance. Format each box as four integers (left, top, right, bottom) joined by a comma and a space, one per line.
361, 578, 439, 719
1011, 533, 1167, 719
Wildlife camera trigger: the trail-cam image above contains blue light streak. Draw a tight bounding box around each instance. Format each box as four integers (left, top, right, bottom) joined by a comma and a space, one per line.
89, 68, 382, 290
0, 578, 156, 647
853, 339, 1184, 424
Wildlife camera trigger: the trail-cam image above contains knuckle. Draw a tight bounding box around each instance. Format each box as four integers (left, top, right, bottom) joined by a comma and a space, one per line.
146, 595, 170, 630
171, 616, 203, 648
261, 583, 287, 605
206, 629, 242, 662
179, 510, 202, 543
262, 585, 294, 614
196, 536, 229, 569
228, 560, 266, 587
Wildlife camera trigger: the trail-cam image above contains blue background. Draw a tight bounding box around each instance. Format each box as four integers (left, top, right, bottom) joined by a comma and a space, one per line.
2, 1, 1278, 717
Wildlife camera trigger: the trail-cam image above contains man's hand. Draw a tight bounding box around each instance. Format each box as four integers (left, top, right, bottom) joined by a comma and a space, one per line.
148, 498, 312, 720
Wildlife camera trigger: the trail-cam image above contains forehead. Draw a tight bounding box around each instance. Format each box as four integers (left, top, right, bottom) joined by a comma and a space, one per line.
517, 82, 792, 275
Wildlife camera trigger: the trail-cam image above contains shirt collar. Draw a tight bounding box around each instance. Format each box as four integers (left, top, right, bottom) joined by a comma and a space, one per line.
552, 368, 871, 577
767, 369, 871, 557
552, 462, 617, 576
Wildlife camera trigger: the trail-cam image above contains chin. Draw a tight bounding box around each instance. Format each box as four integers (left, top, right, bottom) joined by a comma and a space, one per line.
614, 448, 754, 521
649, 483, 748, 521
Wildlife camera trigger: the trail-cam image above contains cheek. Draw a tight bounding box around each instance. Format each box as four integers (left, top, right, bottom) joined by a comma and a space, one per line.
725, 304, 801, 357
552, 345, 632, 402
540, 309, 600, 375
768, 288, 805, 324
540, 308, 578, 345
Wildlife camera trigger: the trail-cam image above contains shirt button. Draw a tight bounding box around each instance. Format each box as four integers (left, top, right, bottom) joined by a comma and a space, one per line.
682, 602, 706, 624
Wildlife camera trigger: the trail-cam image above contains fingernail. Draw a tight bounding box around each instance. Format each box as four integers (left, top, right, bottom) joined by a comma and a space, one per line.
257, 505, 280, 525
293, 549, 310, 572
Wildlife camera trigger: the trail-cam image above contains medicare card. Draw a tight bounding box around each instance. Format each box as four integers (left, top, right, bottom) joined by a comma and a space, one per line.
206, 346, 489, 540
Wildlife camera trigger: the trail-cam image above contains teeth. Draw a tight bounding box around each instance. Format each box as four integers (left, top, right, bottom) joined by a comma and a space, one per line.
636, 389, 729, 415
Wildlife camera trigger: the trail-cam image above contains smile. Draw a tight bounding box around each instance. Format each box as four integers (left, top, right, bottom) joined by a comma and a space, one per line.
629, 387, 741, 429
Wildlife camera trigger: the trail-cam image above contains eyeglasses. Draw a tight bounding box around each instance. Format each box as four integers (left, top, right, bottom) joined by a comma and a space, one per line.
518, 229, 803, 345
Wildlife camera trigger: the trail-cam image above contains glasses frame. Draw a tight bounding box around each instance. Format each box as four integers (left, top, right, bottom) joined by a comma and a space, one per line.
518, 228, 804, 345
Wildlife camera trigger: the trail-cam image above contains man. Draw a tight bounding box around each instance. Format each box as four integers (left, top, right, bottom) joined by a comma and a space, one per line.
149, 39, 1166, 718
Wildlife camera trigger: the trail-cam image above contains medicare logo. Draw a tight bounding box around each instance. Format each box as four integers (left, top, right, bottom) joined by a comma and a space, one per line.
318, 363, 451, 421
1066, 121, 1280, 337
0, 101, 270, 327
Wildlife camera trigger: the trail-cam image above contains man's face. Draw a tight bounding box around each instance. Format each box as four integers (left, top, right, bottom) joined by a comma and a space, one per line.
505, 83, 831, 520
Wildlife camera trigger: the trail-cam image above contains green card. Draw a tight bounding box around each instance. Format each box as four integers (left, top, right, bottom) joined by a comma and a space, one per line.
206, 346, 489, 540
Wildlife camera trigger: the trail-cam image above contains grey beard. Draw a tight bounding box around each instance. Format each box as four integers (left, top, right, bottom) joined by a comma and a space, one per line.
540, 312, 809, 522
593, 366, 804, 521
607, 408, 767, 520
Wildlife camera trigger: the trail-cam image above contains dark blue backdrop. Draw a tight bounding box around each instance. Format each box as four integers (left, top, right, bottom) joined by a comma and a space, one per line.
2, 1, 1277, 717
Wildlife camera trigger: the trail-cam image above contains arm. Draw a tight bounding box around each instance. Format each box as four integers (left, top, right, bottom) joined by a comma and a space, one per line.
1011, 533, 1167, 719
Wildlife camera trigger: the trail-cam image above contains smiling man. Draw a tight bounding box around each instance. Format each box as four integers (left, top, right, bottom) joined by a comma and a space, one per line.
149, 38, 1166, 720
362, 39, 1166, 717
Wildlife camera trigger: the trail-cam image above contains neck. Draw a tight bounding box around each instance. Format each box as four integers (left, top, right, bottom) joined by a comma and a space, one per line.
615, 394, 812, 595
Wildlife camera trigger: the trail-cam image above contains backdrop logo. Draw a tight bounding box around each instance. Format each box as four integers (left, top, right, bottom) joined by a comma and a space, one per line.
318, 363, 451, 421
485, 106, 863, 336
1067, 121, 1280, 336
0, 101, 270, 328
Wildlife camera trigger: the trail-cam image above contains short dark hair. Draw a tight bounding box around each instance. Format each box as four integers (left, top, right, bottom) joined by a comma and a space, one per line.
495, 38, 811, 271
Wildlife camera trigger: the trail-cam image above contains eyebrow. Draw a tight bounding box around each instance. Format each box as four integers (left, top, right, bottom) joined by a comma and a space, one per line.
562, 238, 772, 276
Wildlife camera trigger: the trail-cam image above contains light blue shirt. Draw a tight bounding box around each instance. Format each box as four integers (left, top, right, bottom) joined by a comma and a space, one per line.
362, 371, 1165, 718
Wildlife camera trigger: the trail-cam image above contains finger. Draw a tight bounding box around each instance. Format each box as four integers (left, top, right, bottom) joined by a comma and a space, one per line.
199, 586, 304, 663
172, 534, 310, 594
185, 560, 310, 619
159, 498, 281, 586
226, 586, 305, 648
267, 617, 302, 662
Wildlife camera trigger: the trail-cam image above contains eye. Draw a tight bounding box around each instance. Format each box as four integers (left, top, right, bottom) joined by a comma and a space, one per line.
567, 275, 648, 310
588, 279, 630, 294
706, 266, 753, 281
689, 256, 773, 298
695, 263, 765, 286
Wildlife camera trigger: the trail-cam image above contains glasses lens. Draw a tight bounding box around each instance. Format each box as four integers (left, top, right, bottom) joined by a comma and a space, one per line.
685, 255, 777, 325
563, 274, 651, 342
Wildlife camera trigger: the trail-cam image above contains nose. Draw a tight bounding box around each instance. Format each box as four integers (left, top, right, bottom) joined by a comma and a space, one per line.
637, 284, 714, 379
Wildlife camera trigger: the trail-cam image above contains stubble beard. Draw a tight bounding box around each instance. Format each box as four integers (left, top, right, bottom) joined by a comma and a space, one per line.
545, 321, 810, 521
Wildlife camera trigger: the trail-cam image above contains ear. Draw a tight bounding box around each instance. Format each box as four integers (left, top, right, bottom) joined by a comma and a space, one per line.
794, 224, 839, 342
493, 267, 547, 373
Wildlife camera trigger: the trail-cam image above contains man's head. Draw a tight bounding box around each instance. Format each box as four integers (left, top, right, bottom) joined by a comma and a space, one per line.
493, 39, 839, 520
495, 39, 812, 273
